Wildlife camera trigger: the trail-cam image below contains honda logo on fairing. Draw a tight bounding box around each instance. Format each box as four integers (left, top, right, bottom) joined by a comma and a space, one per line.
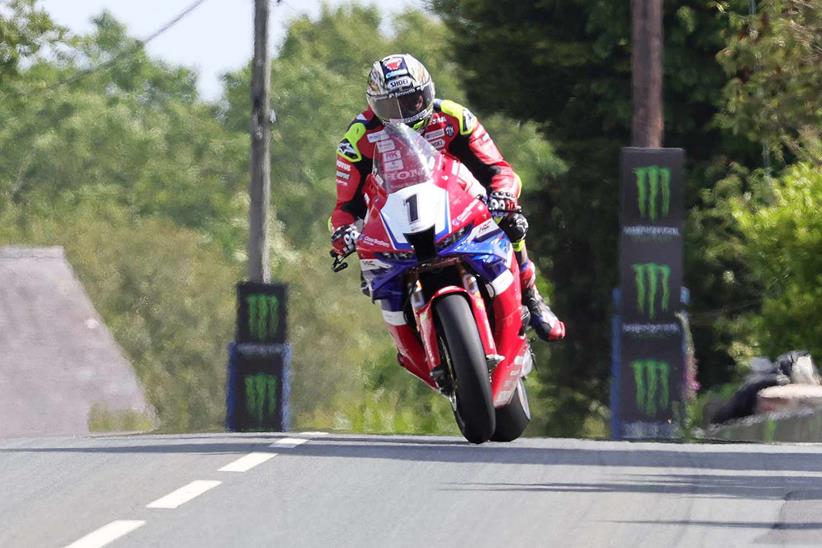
632, 262, 670, 320
634, 165, 671, 221
631, 360, 670, 416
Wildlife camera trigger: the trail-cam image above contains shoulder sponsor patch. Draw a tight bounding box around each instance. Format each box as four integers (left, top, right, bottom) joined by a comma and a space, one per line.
367, 130, 387, 143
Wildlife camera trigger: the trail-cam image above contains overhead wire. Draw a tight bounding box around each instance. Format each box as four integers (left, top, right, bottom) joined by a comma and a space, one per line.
3, 0, 210, 100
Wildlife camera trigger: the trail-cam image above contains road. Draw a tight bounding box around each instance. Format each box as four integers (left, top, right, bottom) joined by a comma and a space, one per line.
2, 433, 822, 547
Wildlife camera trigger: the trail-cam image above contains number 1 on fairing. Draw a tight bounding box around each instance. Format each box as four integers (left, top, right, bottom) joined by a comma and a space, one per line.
405, 194, 419, 223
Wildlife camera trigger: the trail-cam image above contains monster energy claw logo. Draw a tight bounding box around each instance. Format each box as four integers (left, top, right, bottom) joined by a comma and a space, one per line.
634, 165, 671, 221
631, 360, 670, 416
245, 373, 278, 424
632, 262, 671, 320
247, 294, 280, 342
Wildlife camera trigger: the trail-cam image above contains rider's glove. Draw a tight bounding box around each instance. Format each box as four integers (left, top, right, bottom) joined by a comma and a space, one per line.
487, 191, 528, 243
331, 224, 359, 257
487, 191, 521, 218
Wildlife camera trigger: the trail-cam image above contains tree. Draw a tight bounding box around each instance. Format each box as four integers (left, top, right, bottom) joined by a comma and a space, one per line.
716, 0, 821, 163
0, 0, 62, 82
731, 163, 822, 359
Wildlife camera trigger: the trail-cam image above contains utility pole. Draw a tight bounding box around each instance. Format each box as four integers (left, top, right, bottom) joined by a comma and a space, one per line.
631, 0, 664, 147
248, 0, 272, 282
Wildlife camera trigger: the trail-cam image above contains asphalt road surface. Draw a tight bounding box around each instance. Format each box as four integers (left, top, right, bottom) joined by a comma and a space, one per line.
2, 433, 822, 547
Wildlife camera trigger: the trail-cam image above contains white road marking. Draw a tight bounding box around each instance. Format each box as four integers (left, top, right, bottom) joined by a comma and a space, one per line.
219, 452, 277, 472
271, 437, 309, 448
146, 480, 221, 509
298, 431, 329, 436
64, 520, 145, 548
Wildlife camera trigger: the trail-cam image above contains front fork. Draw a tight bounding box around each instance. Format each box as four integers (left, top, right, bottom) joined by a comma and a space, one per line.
389, 262, 528, 408
409, 267, 500, 375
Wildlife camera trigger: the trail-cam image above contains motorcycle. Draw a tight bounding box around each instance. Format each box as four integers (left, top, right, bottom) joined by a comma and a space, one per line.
332, 123, 534, 444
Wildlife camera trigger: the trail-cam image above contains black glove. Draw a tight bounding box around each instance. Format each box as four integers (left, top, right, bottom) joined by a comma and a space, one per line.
488, 191, 528, 242
331, 224, 359, 258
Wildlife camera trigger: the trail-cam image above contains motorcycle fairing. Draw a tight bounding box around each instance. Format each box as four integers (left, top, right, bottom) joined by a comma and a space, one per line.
378, 183, 450, 249
361, 219, 511, 303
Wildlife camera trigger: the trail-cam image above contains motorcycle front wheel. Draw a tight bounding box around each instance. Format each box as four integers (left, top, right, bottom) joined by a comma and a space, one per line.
436, 294, 495, 444
491, 378, 531, 442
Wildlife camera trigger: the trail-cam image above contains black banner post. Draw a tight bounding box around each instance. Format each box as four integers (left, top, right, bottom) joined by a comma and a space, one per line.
613, 147, 686, 439
226, 282, 290, 431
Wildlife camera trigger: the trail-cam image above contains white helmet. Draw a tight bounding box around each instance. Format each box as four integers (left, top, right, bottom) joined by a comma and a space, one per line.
366, 53, 435, 130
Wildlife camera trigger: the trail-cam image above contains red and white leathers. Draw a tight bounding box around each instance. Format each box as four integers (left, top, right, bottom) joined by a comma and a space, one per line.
332, 99, 521, 229
332, 99, 564, 377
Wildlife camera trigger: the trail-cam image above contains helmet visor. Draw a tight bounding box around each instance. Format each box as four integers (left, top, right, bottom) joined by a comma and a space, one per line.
370, 84, 434, 124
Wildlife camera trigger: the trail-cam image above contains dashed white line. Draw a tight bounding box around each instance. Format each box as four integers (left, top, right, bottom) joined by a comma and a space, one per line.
271, 437, 309, 448
146, 480, 222, 509
219, 452, 277, 472
64, 520, 145, 548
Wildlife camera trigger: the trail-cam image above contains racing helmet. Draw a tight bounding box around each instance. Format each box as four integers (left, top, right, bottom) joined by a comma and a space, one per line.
366, 53, 435, 131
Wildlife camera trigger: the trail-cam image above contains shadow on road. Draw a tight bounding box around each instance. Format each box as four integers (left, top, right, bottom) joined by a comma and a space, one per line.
5, 436, 822, 476
444, 476, 822, 501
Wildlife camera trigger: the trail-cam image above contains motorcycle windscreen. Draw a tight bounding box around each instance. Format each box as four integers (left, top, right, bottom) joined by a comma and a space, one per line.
373, 123, 440, 192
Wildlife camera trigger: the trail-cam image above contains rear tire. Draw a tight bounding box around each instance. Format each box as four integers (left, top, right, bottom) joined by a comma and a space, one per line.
436, 294, 495, 444
491, 378, 531, 442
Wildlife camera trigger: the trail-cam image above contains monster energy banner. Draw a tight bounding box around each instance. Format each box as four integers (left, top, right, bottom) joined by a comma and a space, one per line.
619, 330, 684, 438
236, 282, 287, 344
620, 148, 684, 324
616, 148, 685, 438
227, 282, 290, 431
226, 344, 290, 431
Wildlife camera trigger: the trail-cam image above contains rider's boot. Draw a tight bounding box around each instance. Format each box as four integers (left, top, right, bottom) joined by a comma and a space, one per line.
519, 258, 566, 342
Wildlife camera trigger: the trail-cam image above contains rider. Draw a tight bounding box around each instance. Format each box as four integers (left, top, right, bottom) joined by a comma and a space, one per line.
330, 53, 565, 343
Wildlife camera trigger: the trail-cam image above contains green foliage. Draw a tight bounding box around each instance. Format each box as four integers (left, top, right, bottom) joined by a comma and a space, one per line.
732, 163, 822, 358
0, 201, 240, 431
0, 0, 62, 80
716, 0, 822, 163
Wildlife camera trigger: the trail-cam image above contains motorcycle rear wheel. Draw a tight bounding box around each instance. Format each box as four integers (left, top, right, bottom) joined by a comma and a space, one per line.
436, 294, 495, 444
491, 378, 531, 442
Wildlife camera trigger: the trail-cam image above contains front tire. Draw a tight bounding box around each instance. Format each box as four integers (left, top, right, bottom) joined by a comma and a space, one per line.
491, 378, 531, 442
436, 294, 495, 444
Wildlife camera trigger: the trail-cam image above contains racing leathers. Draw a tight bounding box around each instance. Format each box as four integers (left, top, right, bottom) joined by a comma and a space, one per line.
331, 99, 565, 345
